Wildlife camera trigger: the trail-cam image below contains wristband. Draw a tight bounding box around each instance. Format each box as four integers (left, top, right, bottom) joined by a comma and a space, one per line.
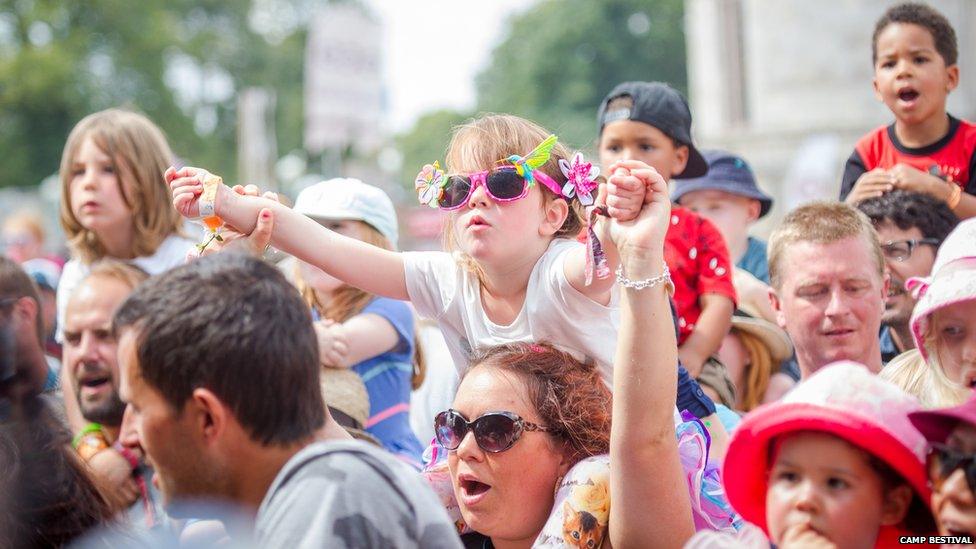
73, 423, 110, 461
947, 183, 962, 210
199, 171, 221, 218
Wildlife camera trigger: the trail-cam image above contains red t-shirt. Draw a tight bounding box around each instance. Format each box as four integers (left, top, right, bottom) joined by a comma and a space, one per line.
839, 115, 976, 199
665, 206, 737, 344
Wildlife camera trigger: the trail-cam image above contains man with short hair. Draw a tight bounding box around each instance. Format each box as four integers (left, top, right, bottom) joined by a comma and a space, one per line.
768, 201, 889, 378
114, 253, 460, 548
62, 260, 166, 528
857, 190, 959, 362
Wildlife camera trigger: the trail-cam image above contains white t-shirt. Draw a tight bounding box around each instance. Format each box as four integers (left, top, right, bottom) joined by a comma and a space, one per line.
403, 238, 618, 383
56, 234, 196, 342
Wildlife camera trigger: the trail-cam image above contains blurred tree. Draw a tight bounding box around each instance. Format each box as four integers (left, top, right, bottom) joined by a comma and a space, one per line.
0, 0, 312, 188
475, 0, 687, 152
394, 108, 472, 189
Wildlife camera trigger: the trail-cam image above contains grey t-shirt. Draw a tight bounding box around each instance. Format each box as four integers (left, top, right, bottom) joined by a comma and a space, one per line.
255, 440, 461, 548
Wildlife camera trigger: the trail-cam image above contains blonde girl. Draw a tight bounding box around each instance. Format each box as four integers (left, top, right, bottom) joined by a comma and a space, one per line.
168, 114, 647, 382
58, 108, 195, 431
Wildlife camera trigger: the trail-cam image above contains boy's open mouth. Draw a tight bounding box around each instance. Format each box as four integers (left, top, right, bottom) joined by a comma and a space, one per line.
898, 89, 920, 102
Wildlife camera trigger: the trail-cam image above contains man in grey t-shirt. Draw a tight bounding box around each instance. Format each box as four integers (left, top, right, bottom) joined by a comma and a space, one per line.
257, 440, 457, 547
113, 251, 460, 548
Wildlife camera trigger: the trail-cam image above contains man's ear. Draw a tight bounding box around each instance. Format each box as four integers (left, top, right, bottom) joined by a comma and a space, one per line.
541, 196, 570, 237
769, 286, 787, 330
190, 388, 229, 444
880, 484, 913, 526
13, 296, 37, 325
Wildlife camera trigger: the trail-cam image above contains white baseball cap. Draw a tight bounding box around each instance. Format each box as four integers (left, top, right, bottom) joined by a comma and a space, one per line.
293, 178, 399, 249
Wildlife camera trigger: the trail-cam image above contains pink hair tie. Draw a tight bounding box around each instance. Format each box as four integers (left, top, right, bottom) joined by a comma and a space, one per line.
529, 344, 547, 353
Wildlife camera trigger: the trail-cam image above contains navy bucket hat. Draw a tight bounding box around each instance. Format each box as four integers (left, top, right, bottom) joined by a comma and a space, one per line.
672, 150, 774, 218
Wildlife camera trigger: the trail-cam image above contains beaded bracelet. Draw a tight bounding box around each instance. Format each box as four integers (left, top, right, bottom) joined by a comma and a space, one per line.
615, 263, 674, 295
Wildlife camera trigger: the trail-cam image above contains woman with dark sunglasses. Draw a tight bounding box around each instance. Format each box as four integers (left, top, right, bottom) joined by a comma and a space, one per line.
434, 172, 720, 548
911, 392, 976, 541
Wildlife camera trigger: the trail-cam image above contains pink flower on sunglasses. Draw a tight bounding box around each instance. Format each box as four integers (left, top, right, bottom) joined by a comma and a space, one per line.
415, 161, 446, 208
559, 152, 600, 206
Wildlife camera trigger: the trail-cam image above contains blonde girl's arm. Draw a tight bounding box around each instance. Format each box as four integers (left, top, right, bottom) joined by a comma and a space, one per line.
168, 167, 409, 300
608, 170, 694, 548
563, 161, 665, 305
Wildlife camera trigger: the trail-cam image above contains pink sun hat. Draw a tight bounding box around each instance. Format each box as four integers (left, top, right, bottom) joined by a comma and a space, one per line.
907, 218, 976, 362
910, 391, 976, 445
722, 361, 931, 537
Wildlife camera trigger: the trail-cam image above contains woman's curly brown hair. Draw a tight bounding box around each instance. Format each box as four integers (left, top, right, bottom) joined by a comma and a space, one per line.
467, 342, 612, 463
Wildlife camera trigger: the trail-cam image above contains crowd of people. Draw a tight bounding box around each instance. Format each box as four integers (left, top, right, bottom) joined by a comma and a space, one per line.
2, 2, 976, 547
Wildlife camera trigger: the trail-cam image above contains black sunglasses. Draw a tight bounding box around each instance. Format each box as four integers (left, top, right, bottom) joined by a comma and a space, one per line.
927, 443, 976, 494
881, 238, 940, 262
433, 409, 556, 453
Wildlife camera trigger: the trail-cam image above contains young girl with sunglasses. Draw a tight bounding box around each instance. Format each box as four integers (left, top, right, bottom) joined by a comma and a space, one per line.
431, 152, 721, 548
910, 392, 976, 541
169, 114, 649, 382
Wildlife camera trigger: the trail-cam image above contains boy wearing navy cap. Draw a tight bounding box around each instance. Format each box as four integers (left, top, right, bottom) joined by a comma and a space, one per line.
674, 151, 774, 284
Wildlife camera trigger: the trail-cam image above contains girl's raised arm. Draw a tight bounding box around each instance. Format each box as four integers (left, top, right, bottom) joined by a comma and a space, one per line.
168, 167, 409, 300
608, 171, 694, 549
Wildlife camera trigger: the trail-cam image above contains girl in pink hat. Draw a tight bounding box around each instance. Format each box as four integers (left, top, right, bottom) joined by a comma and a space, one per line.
689, 362, 936, 548
910, 393, 976, 542
908, 218, 976, 394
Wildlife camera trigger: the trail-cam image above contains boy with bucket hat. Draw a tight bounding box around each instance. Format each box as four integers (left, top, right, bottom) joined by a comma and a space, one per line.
674, 150, 775, 284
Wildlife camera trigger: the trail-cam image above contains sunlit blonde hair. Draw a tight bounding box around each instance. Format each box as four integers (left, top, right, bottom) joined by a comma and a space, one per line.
441, 114, 585, 271
732, 329, 775, 412
59, 108, 184, 264
880, 348, 968, 409
292, 220, 426, 388
767, 201, 884, 290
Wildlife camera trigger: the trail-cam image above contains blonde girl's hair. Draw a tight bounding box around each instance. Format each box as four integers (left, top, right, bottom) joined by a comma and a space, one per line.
442, 114, 586, 271
59, 108, 184, 264
880, 347, 968, 409
733, 329, 774, 412
293, 221, 426, 389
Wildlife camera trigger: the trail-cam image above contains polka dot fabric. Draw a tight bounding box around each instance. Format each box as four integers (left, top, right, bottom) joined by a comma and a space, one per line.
665, 206, 737, 343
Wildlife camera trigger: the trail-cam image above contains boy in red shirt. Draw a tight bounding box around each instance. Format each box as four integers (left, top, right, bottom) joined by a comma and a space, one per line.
841, 2, 976, 219
597, 82, 736, 382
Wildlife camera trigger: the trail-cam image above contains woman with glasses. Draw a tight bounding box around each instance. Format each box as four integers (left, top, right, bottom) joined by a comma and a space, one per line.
910, 393, 976, 541
905, 218, 976, 395
430, 179, 735, 548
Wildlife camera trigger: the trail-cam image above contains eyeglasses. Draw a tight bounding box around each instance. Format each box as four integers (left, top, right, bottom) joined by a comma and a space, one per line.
881, 238, 940, 262
927, 443, 976, 494
433, 409, 556, 453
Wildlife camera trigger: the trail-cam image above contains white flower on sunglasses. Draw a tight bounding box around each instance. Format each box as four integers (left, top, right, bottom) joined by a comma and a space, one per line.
559, 152, 600, 206
415, 162, 446, 208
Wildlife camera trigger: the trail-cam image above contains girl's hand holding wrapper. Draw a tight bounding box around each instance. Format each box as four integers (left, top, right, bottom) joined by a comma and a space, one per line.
166, 166, 277, 257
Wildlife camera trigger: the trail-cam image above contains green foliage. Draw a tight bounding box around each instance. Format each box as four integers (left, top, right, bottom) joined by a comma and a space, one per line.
475, 0, 687, 152
0, 0, 309, 187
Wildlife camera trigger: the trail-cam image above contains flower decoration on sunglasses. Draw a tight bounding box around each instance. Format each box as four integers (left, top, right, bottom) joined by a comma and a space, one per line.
559, 152, 600, 206
415, 161, 447, 208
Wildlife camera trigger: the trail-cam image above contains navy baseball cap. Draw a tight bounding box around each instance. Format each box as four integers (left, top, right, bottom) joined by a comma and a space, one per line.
672, 150, 774, 218
597, 81, 707, 179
